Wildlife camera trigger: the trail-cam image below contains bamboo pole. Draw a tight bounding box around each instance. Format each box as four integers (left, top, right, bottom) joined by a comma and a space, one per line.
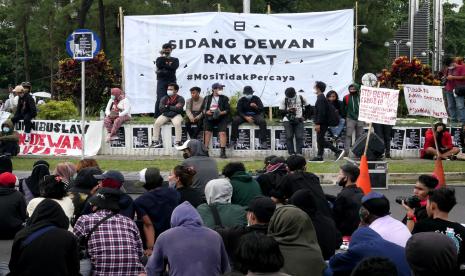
267, 3, 273, 121
431, 123, 441, 159
353, 1, 358, 81
119, 7, 125, 91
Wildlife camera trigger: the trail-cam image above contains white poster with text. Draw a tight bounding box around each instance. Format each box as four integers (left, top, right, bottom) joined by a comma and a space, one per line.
124, 10, 354, 113
358, 86, 400, 125
403, 84, 448, 118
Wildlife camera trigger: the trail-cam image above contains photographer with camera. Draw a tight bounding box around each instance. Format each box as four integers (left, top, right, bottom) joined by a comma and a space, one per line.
279, 87, 307, 155
154, 43, 179, 118
201, 83, 230, 158
400, 175, 438, 231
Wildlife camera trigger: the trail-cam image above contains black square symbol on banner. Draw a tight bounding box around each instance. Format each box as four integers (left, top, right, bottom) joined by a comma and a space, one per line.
234, 21, 246, 31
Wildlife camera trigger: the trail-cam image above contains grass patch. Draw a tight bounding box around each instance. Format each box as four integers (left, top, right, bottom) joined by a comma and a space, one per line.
10, 156, 465, 173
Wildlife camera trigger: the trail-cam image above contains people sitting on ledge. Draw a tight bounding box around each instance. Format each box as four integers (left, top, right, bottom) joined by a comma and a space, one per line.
420, 122, 460, 160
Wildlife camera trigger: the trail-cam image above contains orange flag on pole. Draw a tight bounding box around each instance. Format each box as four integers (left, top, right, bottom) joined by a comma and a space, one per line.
357, 155, 372, 195
433, 157, 446, 188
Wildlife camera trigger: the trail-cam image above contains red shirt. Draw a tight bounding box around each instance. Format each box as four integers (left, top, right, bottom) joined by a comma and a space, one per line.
445, 64, 465, 92
423, 129, 454, 151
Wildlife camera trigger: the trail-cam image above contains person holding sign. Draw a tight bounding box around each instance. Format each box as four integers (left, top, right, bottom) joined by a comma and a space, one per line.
420, 122, 460, 160
230, 86, 268, 149
154, 43, 179, 118
311, 81, 344, 162
342, 84, 364, 157
201, 83, 230, 158
11, 85, 36, 143
104, 88, 131, 142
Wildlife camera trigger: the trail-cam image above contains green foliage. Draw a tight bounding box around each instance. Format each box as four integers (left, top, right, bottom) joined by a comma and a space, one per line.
444, 3, 465, 57
229, 91, 242, 118
54, 51, 117, 115
37, 100, 78, 120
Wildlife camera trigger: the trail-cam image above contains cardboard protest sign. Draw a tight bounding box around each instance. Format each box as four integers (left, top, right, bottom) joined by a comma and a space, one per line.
403, 84, 448, 118
358, 86, 399, 125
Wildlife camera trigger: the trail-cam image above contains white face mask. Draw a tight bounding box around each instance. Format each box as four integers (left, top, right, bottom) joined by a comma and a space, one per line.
2, 127, 9, 133
110, 95, 116, 100
167, 90, 174, 96
245, 94, 253, 100
217, 89, 223, 95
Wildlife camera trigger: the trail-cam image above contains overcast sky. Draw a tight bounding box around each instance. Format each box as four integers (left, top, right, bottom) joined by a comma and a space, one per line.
447, 0, 463, 9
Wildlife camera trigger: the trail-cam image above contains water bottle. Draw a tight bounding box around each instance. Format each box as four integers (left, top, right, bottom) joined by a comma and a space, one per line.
446, 227, 460, 252
99, 110, 104, 120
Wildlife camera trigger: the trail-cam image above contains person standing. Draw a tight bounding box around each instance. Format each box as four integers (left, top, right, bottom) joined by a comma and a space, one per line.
154, 43, 179, 118
311, 81, 344, 162
326, 90, 345, 140
202, 83, 230, 158
342, 83, 364, 157
151, 83, 185, 148
103, 88, 131, 142
279, 87, 306, 155
443, 56, 465, 124
230, 86, 268, 149
185, 87, 204, 140
11, 85, 36, 143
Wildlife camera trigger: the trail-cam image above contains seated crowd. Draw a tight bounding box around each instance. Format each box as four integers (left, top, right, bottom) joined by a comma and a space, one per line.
0, 151, 464, 276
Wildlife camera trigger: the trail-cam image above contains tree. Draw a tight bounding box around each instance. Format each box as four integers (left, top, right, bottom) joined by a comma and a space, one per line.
444, 2, 465, 57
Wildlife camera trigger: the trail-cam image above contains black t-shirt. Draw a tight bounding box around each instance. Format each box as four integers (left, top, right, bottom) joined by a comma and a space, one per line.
413, 218, 465, 264
176, 186, 205, 208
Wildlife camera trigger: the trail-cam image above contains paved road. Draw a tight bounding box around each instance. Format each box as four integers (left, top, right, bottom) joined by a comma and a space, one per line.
1, 185, 464, 267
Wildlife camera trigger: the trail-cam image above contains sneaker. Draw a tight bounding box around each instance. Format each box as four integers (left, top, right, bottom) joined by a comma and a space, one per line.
110, 136, 119, 141
335, 150, 345, 161
309, 156, 324, 162
175, 141, 183, 147
220, 148, 227, 159
150, 141, 163, 148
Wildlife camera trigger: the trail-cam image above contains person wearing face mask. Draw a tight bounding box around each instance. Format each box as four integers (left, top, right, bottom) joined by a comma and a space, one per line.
0, 119, 19, 156
342, 83, 364, 157
279, 87, 307, 155
311, 81, 344, 162
332, 163, 364, 237
421, 122, 460, 160
134, 167, 180, 256
154, 43, 179, 118
11, 85, 37, 143
201, 82, 230, 158
151, 83, 185, 148
443, 56, 465, 124
103, 87, 131, 142
169, 165, 204, 207
185, 86, 204, 139
230, 86, 268, 149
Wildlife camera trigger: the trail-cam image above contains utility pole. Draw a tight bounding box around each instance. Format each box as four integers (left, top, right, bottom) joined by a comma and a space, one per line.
408, 0, 416, 61
243, 0, 250, 13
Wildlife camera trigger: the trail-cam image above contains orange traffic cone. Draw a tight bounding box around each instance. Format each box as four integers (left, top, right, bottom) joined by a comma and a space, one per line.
357, 155, 372, 195
433, 158, 446, 188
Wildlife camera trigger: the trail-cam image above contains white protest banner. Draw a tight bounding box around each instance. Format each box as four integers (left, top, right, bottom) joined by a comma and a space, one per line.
358, 86, 400, 125
124, 10, 354, 113
16, 120, 103, 156
403, 84, 448, 118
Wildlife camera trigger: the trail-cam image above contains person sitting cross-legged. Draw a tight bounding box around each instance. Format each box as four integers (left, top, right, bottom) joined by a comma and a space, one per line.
151, 83, 185, 148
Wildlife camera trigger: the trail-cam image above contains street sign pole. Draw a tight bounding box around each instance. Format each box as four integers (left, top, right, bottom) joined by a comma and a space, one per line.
81, 61, 85, 160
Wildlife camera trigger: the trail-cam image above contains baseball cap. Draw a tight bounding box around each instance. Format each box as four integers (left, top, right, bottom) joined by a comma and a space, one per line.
0, 172, 16, 187
243, 86, 254, 95
175, 140, 191, 151
362, 192, 390, 217
246, 196, 276, 223
88, 187, 121, 211
94, 170, 124, 184
136, 167, 163, 190
212, 83, 225, 90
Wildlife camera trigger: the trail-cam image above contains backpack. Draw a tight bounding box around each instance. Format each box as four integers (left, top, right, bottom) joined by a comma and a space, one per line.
327, 101, 340, 127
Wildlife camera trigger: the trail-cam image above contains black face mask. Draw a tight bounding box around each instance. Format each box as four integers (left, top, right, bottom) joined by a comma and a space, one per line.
182, 152, 190, 159
337, 177, 348, 187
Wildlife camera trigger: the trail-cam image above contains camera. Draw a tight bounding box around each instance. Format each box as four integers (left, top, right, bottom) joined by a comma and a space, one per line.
395, 195, 421, 209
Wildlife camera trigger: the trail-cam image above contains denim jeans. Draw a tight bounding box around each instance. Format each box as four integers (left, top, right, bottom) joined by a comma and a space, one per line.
445, 91, 465, 123
283, 120, 304, 154
329, 118, 346, 137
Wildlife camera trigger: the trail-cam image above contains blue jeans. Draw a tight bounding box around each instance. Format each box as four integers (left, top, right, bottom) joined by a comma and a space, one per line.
445, 91, 465, 123
329, 118, 345, 137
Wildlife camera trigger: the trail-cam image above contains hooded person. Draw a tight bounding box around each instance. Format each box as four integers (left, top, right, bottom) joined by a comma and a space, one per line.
289, 189, 342, 260
8, 199, 80, 276
53, 162, 76, 191
222, 162, 262, 206
177, 139, 219, 196
406, 232, 459, 276
256, 156, 287, 197
103, 87, 131, 142
0, 119, 20, 156
0, 172, 27, 239
67, 166, 102, 224
19, 160, 50, 203
197, 178, 247, 229
327, 227, 411, 276
81, 170, 135, 219
342, 83, 364, 156
134, 167, 180, 256
268, 205, 326, 276
0, 154, 13, 174
145, 201, 230, 276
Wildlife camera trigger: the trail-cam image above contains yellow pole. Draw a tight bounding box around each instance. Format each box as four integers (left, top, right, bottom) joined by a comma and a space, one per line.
217, 3, 221, 12
267, 3, 271, 14
353, 1, 358, 82
119, 7, 125, 91
267, 3, 273, 120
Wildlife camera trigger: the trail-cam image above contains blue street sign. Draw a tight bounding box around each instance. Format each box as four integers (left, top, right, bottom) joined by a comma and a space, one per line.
66, 29, 101, 60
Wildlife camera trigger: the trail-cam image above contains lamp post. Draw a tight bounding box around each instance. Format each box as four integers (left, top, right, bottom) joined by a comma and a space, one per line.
353, 1, 369, 81
384, 40, 411, 58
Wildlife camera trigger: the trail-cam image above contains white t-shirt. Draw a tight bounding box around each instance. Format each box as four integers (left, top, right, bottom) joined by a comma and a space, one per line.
279, 95, 306, 121
27, 196, 75, 230
209, 96, 220, 111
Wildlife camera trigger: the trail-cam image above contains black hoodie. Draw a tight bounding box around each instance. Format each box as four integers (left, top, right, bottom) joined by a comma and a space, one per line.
0, 186, 27, 239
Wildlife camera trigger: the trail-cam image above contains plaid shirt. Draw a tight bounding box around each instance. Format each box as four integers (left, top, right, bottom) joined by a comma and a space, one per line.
73, 210, 145, 276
